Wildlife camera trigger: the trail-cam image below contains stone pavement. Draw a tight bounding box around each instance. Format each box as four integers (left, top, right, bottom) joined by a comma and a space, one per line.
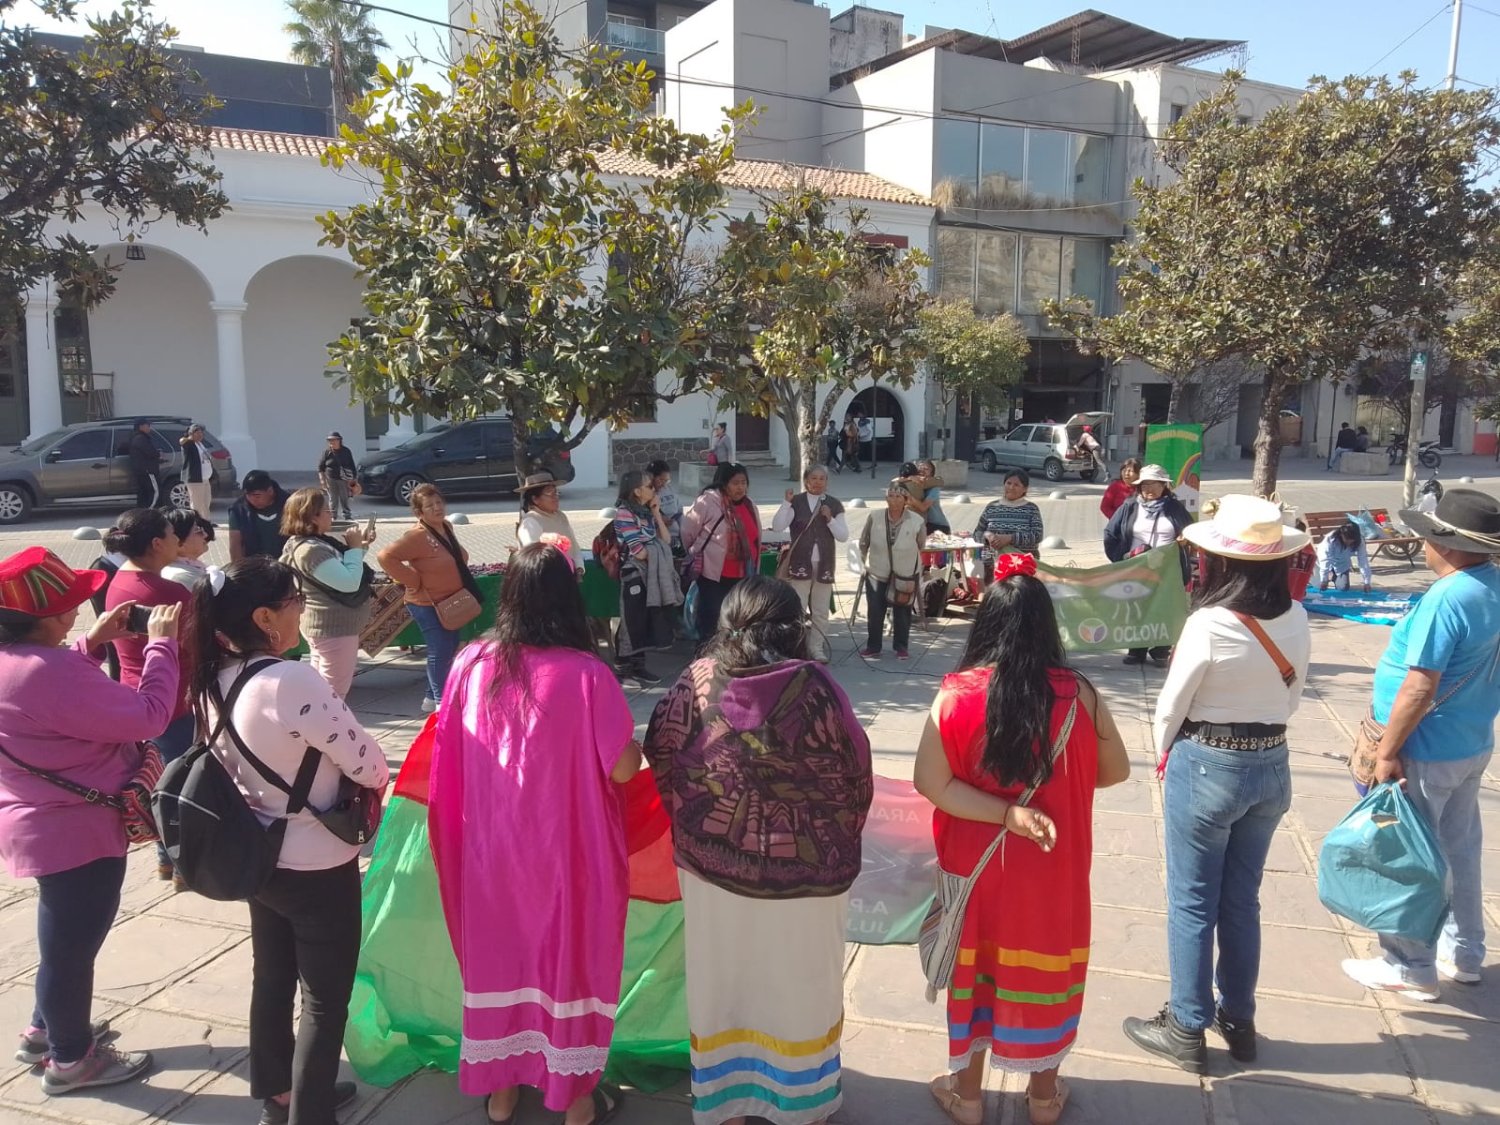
0, 461, 1497, 1123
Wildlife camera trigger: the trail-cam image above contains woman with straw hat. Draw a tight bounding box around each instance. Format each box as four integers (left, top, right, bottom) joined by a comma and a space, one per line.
516, 473, 584, 575
1123, 496, 1310, 1075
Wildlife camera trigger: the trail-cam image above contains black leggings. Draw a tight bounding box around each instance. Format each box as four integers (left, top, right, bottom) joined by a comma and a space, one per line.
33, 855, 127, 1063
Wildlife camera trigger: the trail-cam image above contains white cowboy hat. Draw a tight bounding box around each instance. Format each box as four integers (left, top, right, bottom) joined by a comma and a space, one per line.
1136, 463, 1172, 484
1181, 494, 1311, 560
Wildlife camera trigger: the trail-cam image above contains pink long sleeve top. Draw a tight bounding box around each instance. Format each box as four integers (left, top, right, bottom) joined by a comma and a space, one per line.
0, 637, 179, 878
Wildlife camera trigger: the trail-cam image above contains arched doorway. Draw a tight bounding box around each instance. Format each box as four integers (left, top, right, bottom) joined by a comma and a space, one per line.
846, 386, 905, 465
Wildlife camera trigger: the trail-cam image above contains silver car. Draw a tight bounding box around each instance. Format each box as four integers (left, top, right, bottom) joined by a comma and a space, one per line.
0, 416, 238, 523
973, 411, 1110, 482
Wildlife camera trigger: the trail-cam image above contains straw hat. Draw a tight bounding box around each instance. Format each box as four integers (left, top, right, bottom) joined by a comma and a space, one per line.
1137, 463, 1172, 484
0, 547, 108, 619
1181, 494, 1311, 560
515, 472, 563, 496
1399, 489, 1500, 554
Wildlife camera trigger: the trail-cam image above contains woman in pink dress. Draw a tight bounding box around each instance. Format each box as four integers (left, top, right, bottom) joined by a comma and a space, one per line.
429, 542, 641, 1125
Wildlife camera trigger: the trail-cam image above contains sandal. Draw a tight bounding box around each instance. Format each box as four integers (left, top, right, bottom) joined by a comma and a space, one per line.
580, 1083, 624, 1125
1025, 1077, 1070, 1125
929, 1074, 983, 1125
484, 1094, 516, 1125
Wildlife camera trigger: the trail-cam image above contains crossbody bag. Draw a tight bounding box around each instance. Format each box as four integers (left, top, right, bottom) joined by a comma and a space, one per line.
885, 513, 920, 606
0, 739, 162, 846
918, 696, 1077, 1002
424, 521, 484, 631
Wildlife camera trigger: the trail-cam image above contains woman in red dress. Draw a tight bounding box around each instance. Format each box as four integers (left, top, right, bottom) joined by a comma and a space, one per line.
915, 554, 1131, 1125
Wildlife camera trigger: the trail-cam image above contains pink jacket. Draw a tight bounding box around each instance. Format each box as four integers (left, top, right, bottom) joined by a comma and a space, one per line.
0, 637, 179, 878
683, 489, 762, 582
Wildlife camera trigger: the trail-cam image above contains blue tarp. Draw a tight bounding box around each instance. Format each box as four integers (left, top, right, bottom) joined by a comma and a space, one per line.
1303, 588, 1420, 626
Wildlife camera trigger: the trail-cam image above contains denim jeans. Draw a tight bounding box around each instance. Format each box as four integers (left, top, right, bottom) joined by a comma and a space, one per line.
33, 856, 127, 1063
248, 861, 361, 1122
406, 603, 461, 703
1164, 736, 1291, 1030
1379, 751, 1492, 982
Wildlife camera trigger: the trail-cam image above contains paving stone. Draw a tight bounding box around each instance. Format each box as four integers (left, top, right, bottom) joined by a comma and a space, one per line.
1257, 923, 1370, 1003
1238, 993, 1418, 1098
1020, 1053, 1205, 1125
150, 938, 254, 1029
94, 916, 246, 1007
1208, 1079, 1432, 1125
1090, 855, 1166, 913
1092, 816, 1162, 861
1258, 871, 1340, 930
840, 1023, 990, 1122
1389, 1006, 1500, 1110
1093, 780, 1157, 817
1090, 907, 1170, 978
0, 1006, 246, 1125
842, 943, 946, 1033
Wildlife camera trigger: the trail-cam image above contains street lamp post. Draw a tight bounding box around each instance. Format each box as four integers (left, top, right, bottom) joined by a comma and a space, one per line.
1402, 349, 1428, 508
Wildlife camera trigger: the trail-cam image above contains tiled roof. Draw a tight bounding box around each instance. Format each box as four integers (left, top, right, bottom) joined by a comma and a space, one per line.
205, 126, 932, 208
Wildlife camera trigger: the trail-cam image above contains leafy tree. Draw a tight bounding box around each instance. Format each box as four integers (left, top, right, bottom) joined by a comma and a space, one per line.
711, 188, 929, 478
915, 300, 1028, 459
283, 0, 388, 124
318, 2, 741, 478
1048, 72, 1500, 497
1354, 341, 1496, 443
0, 0, 226, 309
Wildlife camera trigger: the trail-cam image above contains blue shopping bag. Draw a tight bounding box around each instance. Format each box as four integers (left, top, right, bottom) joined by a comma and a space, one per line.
681, 581, 701, 642
1317, 783, 1449, 943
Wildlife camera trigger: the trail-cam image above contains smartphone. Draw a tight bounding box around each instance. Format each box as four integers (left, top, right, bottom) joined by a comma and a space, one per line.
126, 605, 152, 634
365, 516, 377, 539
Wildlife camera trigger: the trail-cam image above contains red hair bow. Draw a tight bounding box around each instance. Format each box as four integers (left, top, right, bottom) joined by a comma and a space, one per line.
993, 552, 1037, 581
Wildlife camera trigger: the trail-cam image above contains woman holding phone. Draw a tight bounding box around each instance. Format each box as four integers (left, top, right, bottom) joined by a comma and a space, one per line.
281, 488, 378, 698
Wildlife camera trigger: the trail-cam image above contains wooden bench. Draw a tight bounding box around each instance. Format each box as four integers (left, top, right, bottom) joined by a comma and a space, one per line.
1303, 508, 1422, 569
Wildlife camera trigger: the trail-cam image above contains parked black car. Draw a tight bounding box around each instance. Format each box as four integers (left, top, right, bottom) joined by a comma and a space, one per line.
357, 419, 576, 506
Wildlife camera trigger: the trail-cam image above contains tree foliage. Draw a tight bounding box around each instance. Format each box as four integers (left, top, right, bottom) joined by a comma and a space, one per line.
318, 2, 741, 478
283, 0, 388, 124
1048, 72, 1500, 497
1355, 341, 1496, 439
915, 300, 1028, 457
711, 187, 929, 478
0, 0, 226, 309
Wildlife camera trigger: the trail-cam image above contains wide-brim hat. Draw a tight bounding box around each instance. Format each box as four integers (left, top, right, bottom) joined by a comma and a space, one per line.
515, 472, 562, 496
1137, 463, 1172, 484
1399, 488, 1500, 554
0, 547, 108, 619
1181, 494, 1310, 560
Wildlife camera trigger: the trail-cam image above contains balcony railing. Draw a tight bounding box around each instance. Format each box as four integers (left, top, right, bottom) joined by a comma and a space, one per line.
603, 19, 664, 57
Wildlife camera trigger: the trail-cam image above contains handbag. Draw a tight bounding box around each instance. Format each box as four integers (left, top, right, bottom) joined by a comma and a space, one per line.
1318, 782, 1448, 942
425, 519, 484, 631
917, 697, 1076, 1002
1346, 642, 1496, 794
0, 739, 164, 845
774, 501, 822, 581
885, 512, 919, 607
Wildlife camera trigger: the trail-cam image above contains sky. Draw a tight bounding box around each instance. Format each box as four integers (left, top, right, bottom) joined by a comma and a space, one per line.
9, 0, 1497, 94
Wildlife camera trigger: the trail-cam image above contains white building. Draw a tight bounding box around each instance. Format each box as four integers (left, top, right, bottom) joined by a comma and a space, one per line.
14, 125, 933, 486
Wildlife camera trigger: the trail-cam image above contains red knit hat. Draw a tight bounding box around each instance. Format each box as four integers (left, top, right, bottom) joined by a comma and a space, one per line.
0, 547, 107, 618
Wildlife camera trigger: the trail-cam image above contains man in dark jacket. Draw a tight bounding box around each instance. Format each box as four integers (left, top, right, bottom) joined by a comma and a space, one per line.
126, 419, 161, 508
317, 431, 359, 519
227, 470, 291, 562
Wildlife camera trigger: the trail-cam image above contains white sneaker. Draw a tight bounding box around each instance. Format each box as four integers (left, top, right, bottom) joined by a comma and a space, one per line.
1437, 958, 1482, 984
1341, 957, 1439, 1001
421, 697, 439, 714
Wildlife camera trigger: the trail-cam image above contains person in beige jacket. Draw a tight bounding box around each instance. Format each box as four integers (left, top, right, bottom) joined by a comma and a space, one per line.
376, 483, 471, 712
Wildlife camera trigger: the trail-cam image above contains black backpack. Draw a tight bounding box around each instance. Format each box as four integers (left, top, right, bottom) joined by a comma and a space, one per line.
152, 659, 321, 901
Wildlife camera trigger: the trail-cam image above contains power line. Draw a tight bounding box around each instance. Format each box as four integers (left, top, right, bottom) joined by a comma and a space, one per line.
1362, 2, 1452, 76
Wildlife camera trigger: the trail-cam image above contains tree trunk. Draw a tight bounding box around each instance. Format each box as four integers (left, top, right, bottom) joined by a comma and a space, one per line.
1250, 368, 1290, 499
1166, 379, 1184, 423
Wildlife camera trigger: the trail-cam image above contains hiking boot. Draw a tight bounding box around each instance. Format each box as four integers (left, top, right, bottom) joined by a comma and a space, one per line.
16, 1020, 110, 1066
625, 664, 662, 686
1213, 1007, 1257, 1063
258, 1080, 358, 1125
1122, 1006, 1207, 1074
41, 1043, 151, 1095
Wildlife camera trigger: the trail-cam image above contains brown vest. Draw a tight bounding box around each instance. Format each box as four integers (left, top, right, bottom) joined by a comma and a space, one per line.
784, 492, 843, 583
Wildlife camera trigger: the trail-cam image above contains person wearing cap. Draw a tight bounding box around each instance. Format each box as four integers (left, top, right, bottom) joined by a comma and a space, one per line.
1124, 496, 1310, 1074
317, 433, 359, 522
1341, 489, 1500, 1001
0, 548, 182, 1094
1103, 463, 1193, 666
126, 419, 161, 510
515, 472, 584, 574
179, 423, 213, 517
228, 472, 292, 564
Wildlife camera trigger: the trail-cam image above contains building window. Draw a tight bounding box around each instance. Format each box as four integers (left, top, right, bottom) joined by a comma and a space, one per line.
978, 122, 1025, 208
935, 226, 977, 304
975, 230, 1017, 315
934, 118, 980, 210
1169, 103, 1187, 124
935, 227, 1110, 318
935, 118, 1110, 213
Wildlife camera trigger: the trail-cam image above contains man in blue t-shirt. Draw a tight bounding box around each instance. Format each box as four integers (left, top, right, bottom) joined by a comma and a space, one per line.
1342, 490, 1500, 1001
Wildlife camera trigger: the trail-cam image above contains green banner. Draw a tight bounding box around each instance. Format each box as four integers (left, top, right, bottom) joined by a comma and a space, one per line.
1037, 545, 1189, 654
1144, 423, 1204, 518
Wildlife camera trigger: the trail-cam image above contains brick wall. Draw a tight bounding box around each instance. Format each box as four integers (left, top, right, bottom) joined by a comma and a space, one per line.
609, 436, 705, 480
